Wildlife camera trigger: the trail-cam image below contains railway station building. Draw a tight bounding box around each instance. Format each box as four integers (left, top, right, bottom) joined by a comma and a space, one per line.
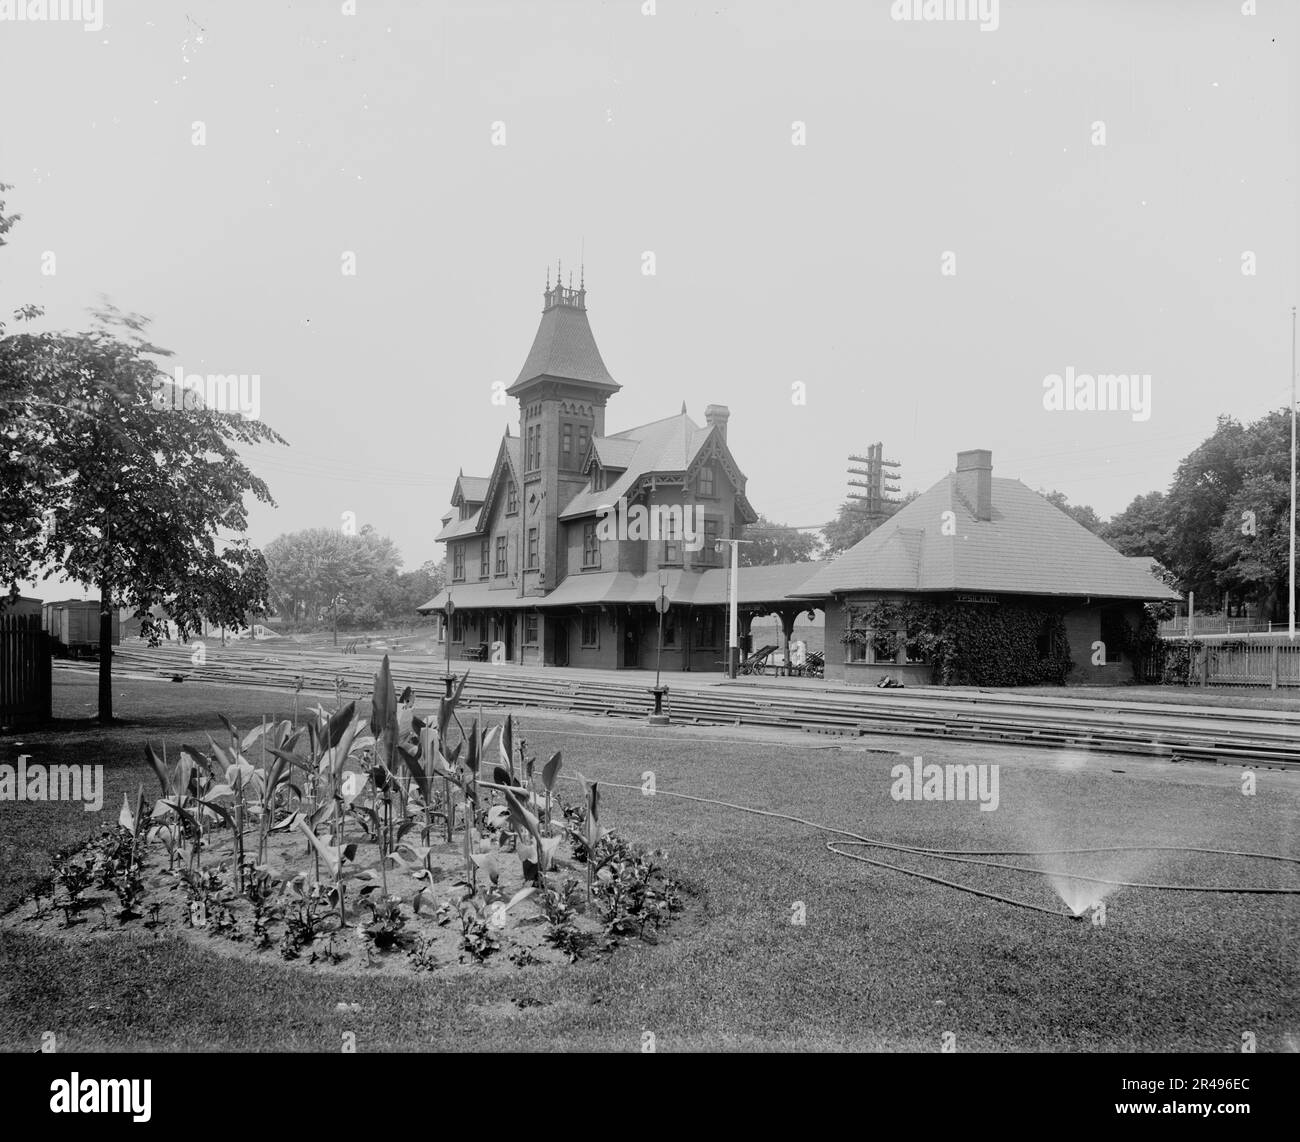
418, 272, 822, 670
792, 449, 1182, 686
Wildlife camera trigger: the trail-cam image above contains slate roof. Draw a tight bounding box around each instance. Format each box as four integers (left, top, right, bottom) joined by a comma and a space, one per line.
560, 413, 715, 519
507, 300, 619, 394
435, 515, 485, 542
795, 476, 1181, 601
456, 476, 490, 503
587, 437, 640, 470
418, 562, 824, 614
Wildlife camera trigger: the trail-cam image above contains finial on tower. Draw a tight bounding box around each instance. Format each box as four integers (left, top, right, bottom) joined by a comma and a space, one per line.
681, 401, 687, 415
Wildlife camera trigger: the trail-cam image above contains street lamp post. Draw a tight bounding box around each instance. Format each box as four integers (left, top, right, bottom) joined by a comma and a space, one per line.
442, 594, 457, 698
649, 570, 670, 725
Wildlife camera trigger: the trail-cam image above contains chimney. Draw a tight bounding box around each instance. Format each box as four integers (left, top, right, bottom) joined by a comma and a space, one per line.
955, 449, 993, 522
704, 404, 730, 441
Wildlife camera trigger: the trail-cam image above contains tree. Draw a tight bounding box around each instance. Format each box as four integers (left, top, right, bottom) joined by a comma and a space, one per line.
740, 515, 820, 566
265, 525, 410, 627
1, 306, 284, 720
1102, 490, 1171, 560
821, 491, 918, 556
1199, 411, 1293, 621
1037, 489, 1105, 535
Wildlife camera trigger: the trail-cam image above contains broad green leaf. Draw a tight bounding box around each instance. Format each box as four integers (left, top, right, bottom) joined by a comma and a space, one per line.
144, 743, 169, 795
541, 751, 562, 793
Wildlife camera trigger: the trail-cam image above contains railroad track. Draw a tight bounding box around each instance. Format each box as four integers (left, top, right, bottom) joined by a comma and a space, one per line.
100, 645, 1300, 769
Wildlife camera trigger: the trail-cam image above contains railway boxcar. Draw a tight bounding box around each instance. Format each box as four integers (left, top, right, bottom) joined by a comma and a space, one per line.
41, 599, 120, 658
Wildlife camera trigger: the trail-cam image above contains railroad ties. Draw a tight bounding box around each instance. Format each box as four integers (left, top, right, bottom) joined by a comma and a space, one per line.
102, 645, 1300, 769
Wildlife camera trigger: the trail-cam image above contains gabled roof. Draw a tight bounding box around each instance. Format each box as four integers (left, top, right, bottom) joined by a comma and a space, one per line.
436, 471, 493, 541
455, 475, 490, 504
561, 412, 755, 522
506, 286, 619, 395
586, 436, 640, 471
479, 432, 522, 522
795, 476, 1181, 601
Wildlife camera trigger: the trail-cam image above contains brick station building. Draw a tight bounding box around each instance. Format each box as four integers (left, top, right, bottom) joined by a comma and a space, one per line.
793, 449, 1180, 686
418, 273, 823, 670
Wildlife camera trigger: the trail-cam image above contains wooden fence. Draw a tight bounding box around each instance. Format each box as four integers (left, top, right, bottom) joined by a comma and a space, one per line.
0, 614, 53, 728
1139, 639, 1300, 689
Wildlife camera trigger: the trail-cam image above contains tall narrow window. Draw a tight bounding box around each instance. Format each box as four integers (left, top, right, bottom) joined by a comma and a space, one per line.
561, 423, 573, 457
697, 465, 715, 497
582, 522, 600, 569
578, 423, 590, 457
702, 517, 720, 564
479, 540, 489, 579
453, 546, 465, 582
663, 515, 680, 565
495, 535, 508, 576
527, 527, 538, 570
506, 481, 518, 515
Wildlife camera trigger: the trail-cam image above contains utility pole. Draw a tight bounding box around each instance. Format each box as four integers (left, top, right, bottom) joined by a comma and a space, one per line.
847, 443, 902, 522
1290, 305, 1296, 640
714, 538, 754, 678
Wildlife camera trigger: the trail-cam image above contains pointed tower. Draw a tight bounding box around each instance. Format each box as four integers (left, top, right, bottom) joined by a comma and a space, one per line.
507, 272, 620, 593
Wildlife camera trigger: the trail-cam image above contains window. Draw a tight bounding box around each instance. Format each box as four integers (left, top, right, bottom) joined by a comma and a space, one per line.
578, 424, 590, 457
506, 481, 518, 515
582, 522, 600, 569
526, 425, 540, 471
527, 527, 538, 570
581, 612, 600, 647
870, 630, 899, 664
524, 614, 539, 646
561, 423, 573, 456
451, 612, 465, 642
843, 611, 869, 663
495, 535, 508, 576
479, 540, 489, 579
700, 518, 721, 564
697, 465, 715, 497
904, 623, 929, 664
697, 611, 720, 647
452, 546, 465, 582
662, 515, 681, 565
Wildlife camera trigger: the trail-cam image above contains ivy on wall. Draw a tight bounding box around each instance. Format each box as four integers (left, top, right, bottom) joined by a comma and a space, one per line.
844, 600, 1075, 686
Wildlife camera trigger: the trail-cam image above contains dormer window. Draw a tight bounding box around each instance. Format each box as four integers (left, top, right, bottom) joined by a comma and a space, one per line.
697, 465, 715, 497
506, 481, 518, 515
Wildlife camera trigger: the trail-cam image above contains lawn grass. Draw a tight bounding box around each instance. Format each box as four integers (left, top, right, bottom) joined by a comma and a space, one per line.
1, 672, 1296, 1052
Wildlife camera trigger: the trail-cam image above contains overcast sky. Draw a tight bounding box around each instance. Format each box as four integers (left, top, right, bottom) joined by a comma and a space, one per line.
3, 0, 1296, 593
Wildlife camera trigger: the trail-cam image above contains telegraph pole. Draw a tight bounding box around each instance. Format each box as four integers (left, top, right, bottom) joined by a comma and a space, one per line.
847, 443, 902, 522
1290, 306, 1296, 640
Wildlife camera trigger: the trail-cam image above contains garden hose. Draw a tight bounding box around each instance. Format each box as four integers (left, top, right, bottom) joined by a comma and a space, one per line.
531, 777, 1300, 921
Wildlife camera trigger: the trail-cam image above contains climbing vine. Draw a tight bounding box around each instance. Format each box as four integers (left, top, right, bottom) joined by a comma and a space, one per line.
844, 600, 1074, 686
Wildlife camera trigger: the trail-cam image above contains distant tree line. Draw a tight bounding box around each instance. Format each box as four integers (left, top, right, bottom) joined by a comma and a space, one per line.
264, 525, 444, 630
